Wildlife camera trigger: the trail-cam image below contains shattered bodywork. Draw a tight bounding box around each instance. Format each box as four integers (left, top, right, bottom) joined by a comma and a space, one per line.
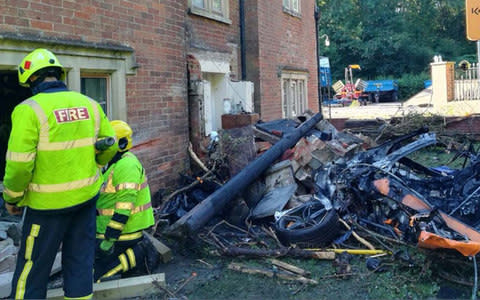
317, 127, 480, 256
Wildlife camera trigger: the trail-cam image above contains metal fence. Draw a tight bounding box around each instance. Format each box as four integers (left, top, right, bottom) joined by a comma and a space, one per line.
454, 64, 480, 101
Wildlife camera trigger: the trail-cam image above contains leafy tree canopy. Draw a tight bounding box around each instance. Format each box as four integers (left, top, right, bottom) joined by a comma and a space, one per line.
318, 0, 476, 81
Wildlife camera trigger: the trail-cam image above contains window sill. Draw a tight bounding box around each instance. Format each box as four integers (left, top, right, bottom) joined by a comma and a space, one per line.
189, 7, 232, 24
283, 7, 302, 18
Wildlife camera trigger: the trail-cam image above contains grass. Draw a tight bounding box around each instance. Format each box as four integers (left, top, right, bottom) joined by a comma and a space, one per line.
407, 145, 470, 170
158, 241, 473, 300
180, 255, 445, 300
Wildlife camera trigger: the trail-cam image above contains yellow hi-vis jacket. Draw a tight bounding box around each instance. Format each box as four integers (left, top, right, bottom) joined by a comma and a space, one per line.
96, 152, 154, 240
3, 90, 117, 210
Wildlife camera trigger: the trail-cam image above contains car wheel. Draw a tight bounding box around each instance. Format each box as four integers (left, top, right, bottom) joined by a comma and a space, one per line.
274, 200, 340, 247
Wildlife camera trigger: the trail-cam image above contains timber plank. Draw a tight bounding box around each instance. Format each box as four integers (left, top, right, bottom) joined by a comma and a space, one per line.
47, 273, 165, 299
144, 231, 172, 263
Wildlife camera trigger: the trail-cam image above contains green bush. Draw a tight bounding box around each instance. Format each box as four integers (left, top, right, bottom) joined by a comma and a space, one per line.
396, 72, 430, 101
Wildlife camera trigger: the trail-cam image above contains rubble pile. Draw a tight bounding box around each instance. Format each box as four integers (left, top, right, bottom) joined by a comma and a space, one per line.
0, 220, 20, 271
0, 201, 22, 297
157, 112, 480, 293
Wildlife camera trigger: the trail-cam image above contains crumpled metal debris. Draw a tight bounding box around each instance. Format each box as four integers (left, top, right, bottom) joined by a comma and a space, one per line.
314, 126, 480, 256
159, 114, 480, 257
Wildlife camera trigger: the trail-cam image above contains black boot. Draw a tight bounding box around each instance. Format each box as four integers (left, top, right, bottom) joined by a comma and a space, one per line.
140, 236, 160, 273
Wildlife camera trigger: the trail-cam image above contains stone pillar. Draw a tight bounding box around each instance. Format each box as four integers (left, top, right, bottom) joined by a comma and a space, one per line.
431, 61, 455, 108
67, 67, 81, 92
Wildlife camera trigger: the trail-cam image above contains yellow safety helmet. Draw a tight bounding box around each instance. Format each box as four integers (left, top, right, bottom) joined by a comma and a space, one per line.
18, 48, 65, 87
110, 120, 133, 152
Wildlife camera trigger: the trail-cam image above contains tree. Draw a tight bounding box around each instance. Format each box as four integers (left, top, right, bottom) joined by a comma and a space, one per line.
318, 0, 475, 81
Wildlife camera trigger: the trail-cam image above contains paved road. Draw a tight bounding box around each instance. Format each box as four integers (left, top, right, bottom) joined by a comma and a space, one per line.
321, 102, 426, 120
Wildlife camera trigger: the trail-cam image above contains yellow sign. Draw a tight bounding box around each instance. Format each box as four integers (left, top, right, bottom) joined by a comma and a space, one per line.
467, 0, 480, 40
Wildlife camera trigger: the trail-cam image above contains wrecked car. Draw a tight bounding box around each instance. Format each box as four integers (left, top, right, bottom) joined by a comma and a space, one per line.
274, 126, 480, 256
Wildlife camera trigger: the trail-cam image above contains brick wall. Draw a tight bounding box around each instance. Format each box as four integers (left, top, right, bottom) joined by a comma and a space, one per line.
0, 0, 189, 192
185, 0, 241, 156
336, 115, 480, 137
245, 0, 319, 121
185, 0, 241, 79
244, 1, 261, 113
445, 116, 480, 135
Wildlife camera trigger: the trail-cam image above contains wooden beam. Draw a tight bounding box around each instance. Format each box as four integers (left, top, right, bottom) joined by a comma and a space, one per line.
228, 262, 317, 285
253, 127, 281, 144
47, 273, 165, 299
269, 259, 311, 277
144, 232, 172, 263
221, 246, 336, 260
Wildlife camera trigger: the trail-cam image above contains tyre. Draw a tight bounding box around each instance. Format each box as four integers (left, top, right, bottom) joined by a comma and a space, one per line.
274, 201, 340, 247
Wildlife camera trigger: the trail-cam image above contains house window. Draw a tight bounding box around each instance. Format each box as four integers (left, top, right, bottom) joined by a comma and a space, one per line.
212, 0, 224, 15
283, 0, 301, 16
281, 72, 308, 118
189, 0, 231, 24
193, 0, 205, 8
81, 75, 109, 115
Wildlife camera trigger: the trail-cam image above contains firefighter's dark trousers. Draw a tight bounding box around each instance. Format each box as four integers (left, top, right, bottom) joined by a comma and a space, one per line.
11, 199, 96, 299
93, 236, 147, 282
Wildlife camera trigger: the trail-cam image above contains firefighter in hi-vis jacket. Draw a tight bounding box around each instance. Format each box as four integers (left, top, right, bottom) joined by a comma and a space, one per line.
94, 120, 157, 282
2, 48, 118, 299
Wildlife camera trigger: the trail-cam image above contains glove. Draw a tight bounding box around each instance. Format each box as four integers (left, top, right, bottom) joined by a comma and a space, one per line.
99, 239, 115, 257
5, 203, 23, 216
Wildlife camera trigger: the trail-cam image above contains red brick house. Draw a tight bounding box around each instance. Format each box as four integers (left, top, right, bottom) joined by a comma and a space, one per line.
186, 0, 319, 153
0, 0, 318, 194
244, 0, 319, 121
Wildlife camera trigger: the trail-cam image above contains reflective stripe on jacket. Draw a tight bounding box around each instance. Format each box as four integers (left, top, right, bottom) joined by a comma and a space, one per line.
96, 152, 154, 234
3, 90, 117, 210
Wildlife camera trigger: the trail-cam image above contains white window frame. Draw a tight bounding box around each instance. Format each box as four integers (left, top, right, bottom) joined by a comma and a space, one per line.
283, 0, 301, 16
281, 72, 308, 118
80, 73, 111, 116
188, 0, 231, 24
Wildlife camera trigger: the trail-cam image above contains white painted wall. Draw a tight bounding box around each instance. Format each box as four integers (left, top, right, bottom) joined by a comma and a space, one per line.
202, 72, 255, 134
229, 81, 254, 113
203, 80, 213, 134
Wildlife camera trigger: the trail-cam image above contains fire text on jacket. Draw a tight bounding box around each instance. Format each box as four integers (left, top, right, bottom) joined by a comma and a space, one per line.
54, 107, 90, 123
